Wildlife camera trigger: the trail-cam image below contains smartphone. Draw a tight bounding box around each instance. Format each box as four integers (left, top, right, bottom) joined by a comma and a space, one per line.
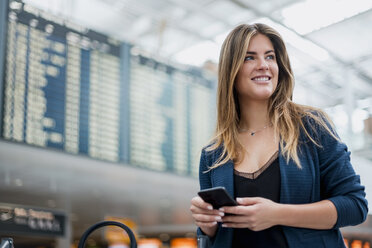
198, 186, 237, 209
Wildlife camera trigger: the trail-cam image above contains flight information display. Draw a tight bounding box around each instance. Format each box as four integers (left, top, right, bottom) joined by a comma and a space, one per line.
1, 0, 125, 162
130, 55, 215, 176
0, 0, 216, 176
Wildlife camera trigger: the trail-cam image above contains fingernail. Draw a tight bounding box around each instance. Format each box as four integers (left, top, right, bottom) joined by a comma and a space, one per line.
219, 212, 225, 216
219, 208, 224, 211
222, 224, 227, 227
215, 216, 222, 221
207, 206, 213, 210
237, 198, 243, 203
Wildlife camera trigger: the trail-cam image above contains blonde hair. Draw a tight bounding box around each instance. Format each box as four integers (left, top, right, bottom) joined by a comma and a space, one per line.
207, 23, 337, 169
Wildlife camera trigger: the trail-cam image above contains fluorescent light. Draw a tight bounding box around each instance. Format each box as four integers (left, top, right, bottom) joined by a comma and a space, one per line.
252, 18, 330, 61
173, 41, 220, 66
281, 0, 372, 35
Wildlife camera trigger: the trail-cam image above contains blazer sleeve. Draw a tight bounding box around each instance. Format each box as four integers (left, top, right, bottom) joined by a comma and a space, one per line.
196, 149, 221, 248
314, 119, 368, 228
197, 148, 213, 236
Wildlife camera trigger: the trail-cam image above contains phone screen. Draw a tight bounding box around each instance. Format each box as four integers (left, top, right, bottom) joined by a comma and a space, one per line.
198, 186, 237, 209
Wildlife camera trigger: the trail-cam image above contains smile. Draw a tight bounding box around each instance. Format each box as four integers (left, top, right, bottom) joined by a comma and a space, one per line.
251, 76, 271, 81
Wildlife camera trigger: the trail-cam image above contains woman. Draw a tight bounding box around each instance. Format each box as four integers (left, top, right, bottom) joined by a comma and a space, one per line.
190, 23, 368, 248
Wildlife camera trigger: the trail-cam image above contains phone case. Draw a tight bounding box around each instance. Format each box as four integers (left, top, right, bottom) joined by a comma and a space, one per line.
198, 186, 237, 209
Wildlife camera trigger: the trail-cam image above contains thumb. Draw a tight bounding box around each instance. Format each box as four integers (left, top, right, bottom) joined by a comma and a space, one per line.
236, 197, 261, 205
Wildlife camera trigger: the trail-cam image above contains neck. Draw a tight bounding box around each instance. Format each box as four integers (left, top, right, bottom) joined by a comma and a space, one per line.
239, 100, 270, 130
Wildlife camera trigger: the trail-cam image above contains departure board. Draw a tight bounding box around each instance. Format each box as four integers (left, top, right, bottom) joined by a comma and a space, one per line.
1, 0, 125, 162
130, 55, 215, 176
0, 0, 216, 176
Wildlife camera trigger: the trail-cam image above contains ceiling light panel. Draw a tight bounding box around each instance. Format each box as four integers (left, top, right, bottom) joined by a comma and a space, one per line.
237, 0, 298, 13
252, 18, 330, 61
280, 0, 372, 35
307, 10, 372, 62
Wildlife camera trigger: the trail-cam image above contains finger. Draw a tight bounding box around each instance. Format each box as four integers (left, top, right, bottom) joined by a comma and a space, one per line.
190, 205, 224, 216
221, 215, 249, 224
195, 221, 218, 228
193, 213, 223, 223
220, 206, 252, 215
191, 196, 214, 210
236, 197, 261, 205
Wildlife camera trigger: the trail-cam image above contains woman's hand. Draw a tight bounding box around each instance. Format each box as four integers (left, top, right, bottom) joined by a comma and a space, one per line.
221, 197, 279, 231
190, 196, 224, 237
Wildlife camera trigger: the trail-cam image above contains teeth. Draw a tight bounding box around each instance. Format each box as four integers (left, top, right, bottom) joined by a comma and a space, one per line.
253, 77, 269, 81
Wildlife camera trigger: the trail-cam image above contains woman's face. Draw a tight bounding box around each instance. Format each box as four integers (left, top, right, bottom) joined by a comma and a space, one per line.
235, 33, 279, 102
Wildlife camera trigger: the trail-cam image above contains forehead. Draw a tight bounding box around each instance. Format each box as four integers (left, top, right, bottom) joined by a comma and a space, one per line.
247, 34, 274, 51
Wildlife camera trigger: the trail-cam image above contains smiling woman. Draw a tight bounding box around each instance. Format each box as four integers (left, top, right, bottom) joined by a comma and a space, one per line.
189, 23, 368, 248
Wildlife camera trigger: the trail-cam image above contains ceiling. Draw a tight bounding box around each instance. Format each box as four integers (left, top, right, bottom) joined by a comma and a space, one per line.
22, 0, 372, 111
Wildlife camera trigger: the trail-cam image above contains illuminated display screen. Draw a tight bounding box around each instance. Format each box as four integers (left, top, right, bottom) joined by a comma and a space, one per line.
0, 0, 216, 176
130, 55, 215, 176
1, 0, 124, 162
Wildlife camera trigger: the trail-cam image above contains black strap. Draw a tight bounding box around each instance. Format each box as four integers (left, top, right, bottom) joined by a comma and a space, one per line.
78, 221, 137, 248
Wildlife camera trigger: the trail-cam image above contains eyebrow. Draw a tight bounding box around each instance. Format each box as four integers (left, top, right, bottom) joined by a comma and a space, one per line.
246, 50, 275, 55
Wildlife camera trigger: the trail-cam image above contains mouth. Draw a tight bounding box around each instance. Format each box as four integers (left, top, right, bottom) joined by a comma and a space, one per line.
251, 76, 271, 82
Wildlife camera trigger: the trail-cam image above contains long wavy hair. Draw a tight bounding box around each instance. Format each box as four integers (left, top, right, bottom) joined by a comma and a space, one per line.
207, 23, 337, 169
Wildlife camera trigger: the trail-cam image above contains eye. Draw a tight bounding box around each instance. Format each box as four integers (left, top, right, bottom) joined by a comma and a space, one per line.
266, 54, 275, 60
244, 56, 254, 61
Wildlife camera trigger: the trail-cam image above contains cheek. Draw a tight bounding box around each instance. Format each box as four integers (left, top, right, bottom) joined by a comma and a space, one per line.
235, 69, 248, 88
272, 63, 279, 78
272, 80, 278, 92
234, 78, 245, 93
239, 64, 254, 76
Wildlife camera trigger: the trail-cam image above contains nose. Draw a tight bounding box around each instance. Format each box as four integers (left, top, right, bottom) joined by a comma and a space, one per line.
257, 58, 269, 70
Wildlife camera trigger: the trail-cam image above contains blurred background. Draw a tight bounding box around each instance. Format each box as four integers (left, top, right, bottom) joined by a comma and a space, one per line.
0, 0, 371, 247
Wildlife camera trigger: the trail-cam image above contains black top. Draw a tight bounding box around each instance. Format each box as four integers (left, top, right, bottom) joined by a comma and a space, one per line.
232, 152, 288, 248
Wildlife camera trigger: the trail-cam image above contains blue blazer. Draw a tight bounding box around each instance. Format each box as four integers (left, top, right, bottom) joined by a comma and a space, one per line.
197, 118, 368, 248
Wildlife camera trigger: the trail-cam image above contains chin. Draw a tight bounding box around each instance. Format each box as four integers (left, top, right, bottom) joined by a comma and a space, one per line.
254, 91, 274, 100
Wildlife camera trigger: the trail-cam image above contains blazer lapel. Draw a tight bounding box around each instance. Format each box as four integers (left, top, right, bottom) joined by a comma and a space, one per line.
211, 159, 235, 197
279, 144, 312, 204
278, 151, 293, 204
